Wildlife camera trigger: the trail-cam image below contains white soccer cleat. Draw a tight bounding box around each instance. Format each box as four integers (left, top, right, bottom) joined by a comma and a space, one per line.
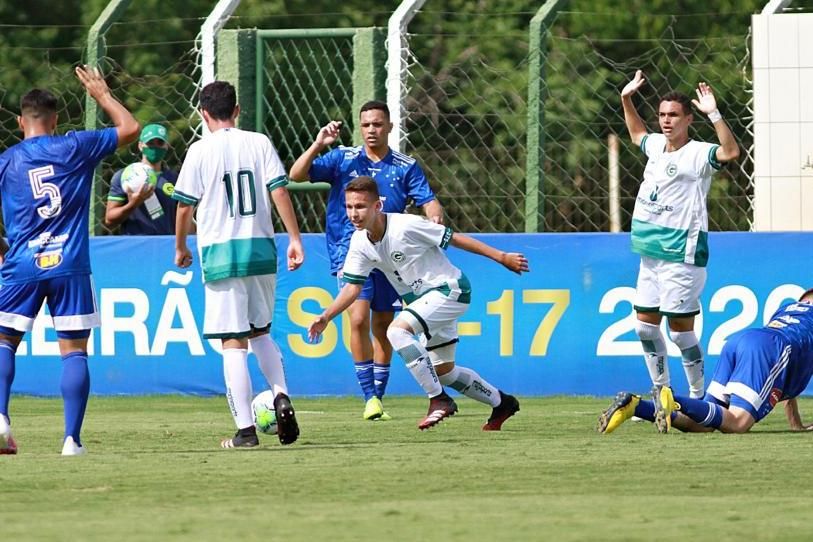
61, 436, 87, 456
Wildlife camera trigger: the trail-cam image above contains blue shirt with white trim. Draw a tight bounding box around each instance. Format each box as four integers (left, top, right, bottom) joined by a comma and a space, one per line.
763, 301, 813, 399
308, 145, 435, 274
0, 128, 118, 284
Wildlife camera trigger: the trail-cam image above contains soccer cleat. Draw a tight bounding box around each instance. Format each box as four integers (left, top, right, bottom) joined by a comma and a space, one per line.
61, 436, 87, 456
363, 396, 384, 420
483, 391, 520, 431
377, 411, 392, 421
597, 392, 640, 434
273, 392, 300, 445
0, 415, 17, 455
652, 385, 677, 434
418, 391, 458, 430
220, 427, 259, 449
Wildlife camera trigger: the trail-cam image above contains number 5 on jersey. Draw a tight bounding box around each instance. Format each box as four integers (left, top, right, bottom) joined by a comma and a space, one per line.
29, 165, 62, 219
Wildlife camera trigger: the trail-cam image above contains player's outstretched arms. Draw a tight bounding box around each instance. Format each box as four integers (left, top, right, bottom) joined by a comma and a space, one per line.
449, 233, 529, 275
692, 81, 740, 163
620, 70, 647, 146
307, 282, 363, 342
289, 121, 342, 181
784, 398, 813, 431
75, 65, 139, 147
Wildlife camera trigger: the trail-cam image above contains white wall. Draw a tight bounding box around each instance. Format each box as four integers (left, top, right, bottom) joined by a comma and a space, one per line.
752, 13, 813, 231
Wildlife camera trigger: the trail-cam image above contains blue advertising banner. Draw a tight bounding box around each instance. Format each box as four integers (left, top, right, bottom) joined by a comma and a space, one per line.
10, 232, 813, 397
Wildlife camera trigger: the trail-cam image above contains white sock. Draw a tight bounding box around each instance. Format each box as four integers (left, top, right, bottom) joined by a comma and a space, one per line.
222, 348, 254, 429
387, 326, 442, 397
250, 334, 288, 397
635, 321, 669, 386
439, 365, 500, 407
670, 330, 705, 398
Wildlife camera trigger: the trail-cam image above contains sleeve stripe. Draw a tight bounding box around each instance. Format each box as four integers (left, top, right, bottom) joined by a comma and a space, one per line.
172, 190, 199, 205
107, 196, 126, 202
439, 227, 453, 249
266, 175, 289, 191
639, 134, 649, 155
342, 272, 368, 284
708, 145, 722, 170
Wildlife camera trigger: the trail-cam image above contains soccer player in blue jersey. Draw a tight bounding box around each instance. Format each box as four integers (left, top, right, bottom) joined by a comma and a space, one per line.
0, 66, 139, 455
290, 101, 443, 420
598, 288, 813, 434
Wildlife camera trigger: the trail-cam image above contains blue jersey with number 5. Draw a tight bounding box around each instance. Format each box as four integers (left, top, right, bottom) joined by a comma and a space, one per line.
0, 128, 118, 284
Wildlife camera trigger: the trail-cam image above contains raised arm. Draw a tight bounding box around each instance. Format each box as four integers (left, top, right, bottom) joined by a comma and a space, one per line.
75, 65, 139, 148
620, 70, 648, 147
289, 121, 342, 181
692, 81, 740, 163
449, 232, 529, 275
270, 186, 304, 271
308, 282, 363, 342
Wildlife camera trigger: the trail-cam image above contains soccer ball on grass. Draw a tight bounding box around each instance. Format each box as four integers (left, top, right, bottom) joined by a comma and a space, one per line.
252, 390, 278, 435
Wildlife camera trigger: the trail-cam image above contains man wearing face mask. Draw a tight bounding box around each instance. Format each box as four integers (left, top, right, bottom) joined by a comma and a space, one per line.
104, 123, 178, 235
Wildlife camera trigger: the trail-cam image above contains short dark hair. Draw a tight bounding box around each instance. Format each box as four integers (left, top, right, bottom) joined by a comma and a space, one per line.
659, 92, 692, 116
20, 89, 58, 119
200, 81, 236, 121
359, 100, 389, 119
345, 176, 379, 199
799, 288, 813, 302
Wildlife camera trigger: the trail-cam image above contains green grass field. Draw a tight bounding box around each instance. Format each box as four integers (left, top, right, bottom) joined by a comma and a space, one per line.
3, 395, 813, 542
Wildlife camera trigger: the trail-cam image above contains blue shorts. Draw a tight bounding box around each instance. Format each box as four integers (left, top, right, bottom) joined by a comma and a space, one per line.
0, 274, 99, 338
338, 269, 400, 313
705, 330, 790, 422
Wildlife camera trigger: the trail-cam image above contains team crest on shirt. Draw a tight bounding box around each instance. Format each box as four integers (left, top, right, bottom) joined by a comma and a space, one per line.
35, 251, 63, 270
665, 163, 678, 177
390, 251, 405, 263
162, 183, 175, 197
768, 388, 783, 407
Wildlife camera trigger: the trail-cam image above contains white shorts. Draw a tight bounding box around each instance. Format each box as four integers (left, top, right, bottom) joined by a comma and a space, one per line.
398, 290, 468, 350
203, 274, 276, 339
634, 256, 706, 317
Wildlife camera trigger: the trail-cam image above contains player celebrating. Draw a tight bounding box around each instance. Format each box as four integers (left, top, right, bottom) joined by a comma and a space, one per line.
599, 289, 813, 434
0, 66, 140, 455
290, 101, 442, 421
173, 81, 304, 448
307, 177, 527, 431
621, 71, 740, 399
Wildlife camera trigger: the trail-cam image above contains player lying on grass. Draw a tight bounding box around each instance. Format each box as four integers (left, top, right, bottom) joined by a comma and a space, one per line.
307, 176, 529, 430
599, 288, 813, 434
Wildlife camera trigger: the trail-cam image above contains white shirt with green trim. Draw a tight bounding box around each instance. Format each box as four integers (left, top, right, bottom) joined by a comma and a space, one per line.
342, 213, 471, 304
631, 133, 721, 267
173, 127, 288, 282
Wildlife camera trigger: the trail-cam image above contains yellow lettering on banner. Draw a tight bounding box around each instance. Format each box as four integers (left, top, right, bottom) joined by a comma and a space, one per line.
523, 289, 570, 356
486, 290, 514, 356
287, 287, 337, 358
457, 322, 482, 336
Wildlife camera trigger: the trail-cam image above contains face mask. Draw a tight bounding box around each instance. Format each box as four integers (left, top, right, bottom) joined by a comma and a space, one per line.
142, 146, 167, 164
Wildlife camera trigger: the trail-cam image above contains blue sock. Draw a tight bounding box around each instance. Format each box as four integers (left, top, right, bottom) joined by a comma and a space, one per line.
633, 399, 656, 422
373, 363, 390, 399
0, 341, 15, 420
354, 360, 376, 401
61, 352, 90, 445
674, 394, 724, 429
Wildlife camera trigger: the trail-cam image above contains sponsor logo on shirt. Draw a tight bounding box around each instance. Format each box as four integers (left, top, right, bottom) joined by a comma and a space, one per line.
35, 251, 63, 270
27, 231, 68, 249
649, 185, 659, 202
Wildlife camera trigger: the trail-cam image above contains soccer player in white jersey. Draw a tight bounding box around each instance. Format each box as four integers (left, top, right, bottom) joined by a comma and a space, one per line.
621, 70, 740, 401
307, 177, 528, 430
173, 81, 304, 448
